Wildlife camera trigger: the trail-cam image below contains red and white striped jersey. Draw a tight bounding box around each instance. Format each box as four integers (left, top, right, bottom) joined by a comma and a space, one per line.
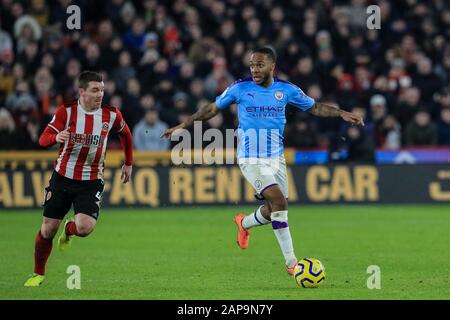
47, 101, 126, 181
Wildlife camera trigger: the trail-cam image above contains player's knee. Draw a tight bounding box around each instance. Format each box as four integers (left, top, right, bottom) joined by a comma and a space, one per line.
41, 223, 59, 239
41, 228, 58, 239
76, 224, 95, 237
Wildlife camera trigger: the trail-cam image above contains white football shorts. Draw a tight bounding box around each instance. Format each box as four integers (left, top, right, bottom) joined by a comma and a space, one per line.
238, 156, 288, 198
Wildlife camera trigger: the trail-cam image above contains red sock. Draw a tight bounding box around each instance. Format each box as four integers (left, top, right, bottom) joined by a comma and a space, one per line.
34, 230, 53, 275
65, 221, 80, 236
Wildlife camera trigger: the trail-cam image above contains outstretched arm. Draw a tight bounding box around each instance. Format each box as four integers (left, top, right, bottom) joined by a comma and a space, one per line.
308, 102, 364, 126
161, 101, 219, 139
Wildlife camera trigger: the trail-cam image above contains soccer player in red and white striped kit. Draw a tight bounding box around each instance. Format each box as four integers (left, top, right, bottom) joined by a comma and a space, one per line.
24, 71, 134, 287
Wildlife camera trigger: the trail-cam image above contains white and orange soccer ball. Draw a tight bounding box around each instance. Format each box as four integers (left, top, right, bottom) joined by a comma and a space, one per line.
293, 258, 326, 288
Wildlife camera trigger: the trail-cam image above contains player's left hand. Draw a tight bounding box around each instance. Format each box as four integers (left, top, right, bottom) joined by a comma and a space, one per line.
121, 164, 132, 184
340, 111, 365, 126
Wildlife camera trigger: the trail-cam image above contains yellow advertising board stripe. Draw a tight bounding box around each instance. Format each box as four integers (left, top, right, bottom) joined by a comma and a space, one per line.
0, 150, 297, 165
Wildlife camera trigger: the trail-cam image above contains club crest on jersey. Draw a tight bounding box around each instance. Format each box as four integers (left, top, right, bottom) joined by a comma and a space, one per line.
275, 91, 284, 101
102, 122, 109, 131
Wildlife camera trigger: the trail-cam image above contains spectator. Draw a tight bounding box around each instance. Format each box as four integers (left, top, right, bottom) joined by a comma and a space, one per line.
13, 61, 26, 81
5, 80, 35, 110
218, 19, 238, 56
33, 66, 58, 115
122, 78, 141, 128
379, 115, 402, 150
59, 58, 81, 99
345, 126, 375, 162
189, 78, 205, 107
177, 61, 195, 93
11, 92, 39, 128
336, 73, 359, 110
370, 95, 387, 123
394, 87, 422, 129
430, 88, 450, 120
436, 53, 450, 84
112, 50, 136, 93
17, 41, 40, 75
133, 109, 169, 150
387, 55, 412, 93
0, 51, 16, 98
290, 56, 319, 90
103, 36, 124, 71
123, 17, 147, 54
371, 75, 396, 110
412, 57, 443, 103
404, 110, 438, 146
172, 91, 191, 114
0, 108, 25, 149
0, 22, 13, 55
140, 94, 159, 112
437, 108, 450, 145
46, 32, 72, 74
139, 32, 160, 67
204, 57, 234, 97
119, 1, 137, 33
95, 20, 115, 50
306, 84, 322, 102
370, 94, 388, 147
83, 41, 102, 71
13, 15, 41, 54
105, 0, 126, 26
284, 114, 319, 148
354, 66, 372, 95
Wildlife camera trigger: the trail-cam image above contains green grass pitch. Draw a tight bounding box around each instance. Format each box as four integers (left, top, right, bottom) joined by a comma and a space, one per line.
1, 205, 449, 300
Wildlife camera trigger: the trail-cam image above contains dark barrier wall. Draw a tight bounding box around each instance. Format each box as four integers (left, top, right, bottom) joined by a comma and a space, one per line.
1, 164, 450, 208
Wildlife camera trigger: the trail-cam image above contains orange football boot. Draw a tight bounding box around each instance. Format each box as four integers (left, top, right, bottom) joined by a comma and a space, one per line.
286, 260, 298, 276
234, 214, 251, 249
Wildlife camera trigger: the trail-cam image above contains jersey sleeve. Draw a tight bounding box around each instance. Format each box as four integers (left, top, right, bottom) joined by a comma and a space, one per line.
288, 84, 315, 111
215, 82, 240, 109
47, 106, 67, 133
112, 108, 126, 133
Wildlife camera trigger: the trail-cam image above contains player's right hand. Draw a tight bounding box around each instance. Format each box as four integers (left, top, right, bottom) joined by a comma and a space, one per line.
340, 111, 365, 127
161, 125, 183, 139
56, 128, 70, 143
160, 127, 175, 139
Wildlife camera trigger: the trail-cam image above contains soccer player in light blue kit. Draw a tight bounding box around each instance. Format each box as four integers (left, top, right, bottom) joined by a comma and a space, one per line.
162, 47, 364, 275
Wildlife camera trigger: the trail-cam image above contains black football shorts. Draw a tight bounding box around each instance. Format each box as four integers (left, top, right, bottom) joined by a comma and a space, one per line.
42, 171, 104, 220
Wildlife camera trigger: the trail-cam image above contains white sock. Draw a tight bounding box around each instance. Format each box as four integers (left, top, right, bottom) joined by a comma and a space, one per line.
271, 210, 297, 267
242, 205, 270, 229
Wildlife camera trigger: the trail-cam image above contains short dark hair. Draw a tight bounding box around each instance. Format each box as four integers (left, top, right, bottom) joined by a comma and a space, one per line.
253, 46, 277, 63
78, 71, 103, 89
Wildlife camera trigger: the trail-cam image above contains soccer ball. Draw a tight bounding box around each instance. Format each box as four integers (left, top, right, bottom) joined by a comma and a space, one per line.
293, 258, 326, 288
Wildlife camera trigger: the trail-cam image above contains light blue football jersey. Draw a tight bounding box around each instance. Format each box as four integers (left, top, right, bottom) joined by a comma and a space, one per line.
215, 77, 315, 158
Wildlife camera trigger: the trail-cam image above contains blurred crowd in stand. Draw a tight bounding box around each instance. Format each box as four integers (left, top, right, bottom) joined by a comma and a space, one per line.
1, 0, 449, 162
